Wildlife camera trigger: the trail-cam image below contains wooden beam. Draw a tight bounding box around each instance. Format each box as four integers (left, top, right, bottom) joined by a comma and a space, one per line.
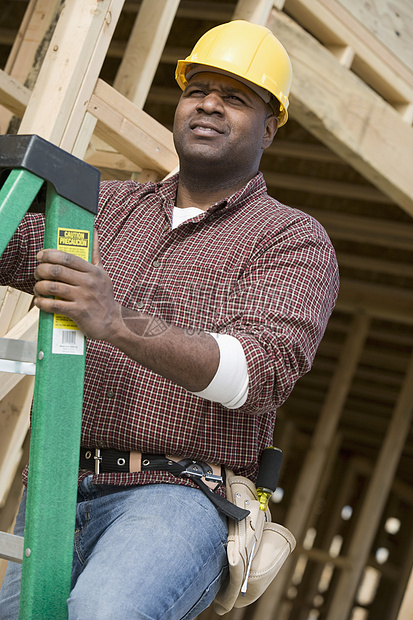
263, 170, 390, 202
0, 289, 33, 337
0, 70, 31, 120
1, 0, 62, 79
18, 0, 125, 151
232, 0, 274, 24
337, 279, 413, 325
302, 206, 413, 252
88, 79, 178, 176
268, 10, 413, 215
333, 0, 413, 74
282, 0, 413, 110
113, 0, 180, 109
392, 526, 413, 619
0, 532, 24, 563
397, 564, 413, 620
0, 0, 63, 132
267, 139, 342, 162
327, 348, 413, 620
85, 148, 141, 174
0, 308, 39, 403
296, 205, 413, 251
0, 375, 33, 509
175, 1, 233, 21
336, 252, 413, 279
253, 313, 370, 618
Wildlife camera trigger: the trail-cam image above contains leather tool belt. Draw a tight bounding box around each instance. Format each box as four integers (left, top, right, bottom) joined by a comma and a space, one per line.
79, 447, 249, 522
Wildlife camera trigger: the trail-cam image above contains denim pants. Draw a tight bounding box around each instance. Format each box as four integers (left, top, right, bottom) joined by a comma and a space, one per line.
0, 477, 229, 619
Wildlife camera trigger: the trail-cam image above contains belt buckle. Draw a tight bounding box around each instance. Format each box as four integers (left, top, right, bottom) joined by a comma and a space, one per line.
93, 448, 102, 475
180, 460, 223, 486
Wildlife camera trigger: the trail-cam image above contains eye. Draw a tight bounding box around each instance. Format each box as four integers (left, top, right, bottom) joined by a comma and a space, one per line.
226, 94, 246, 105
185, 87, 207, 97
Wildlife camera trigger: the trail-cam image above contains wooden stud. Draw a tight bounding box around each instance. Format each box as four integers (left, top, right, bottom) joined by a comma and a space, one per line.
327, 348, 413, 620
114, 0, 180, 109
326, 44, 355, 68
253, 313, 370, 618
396, 558, 413, 620
0, 289, 32, 337
0, 432, 29, 587
0, 375, 34, 508
0, 0, 63, 132
0, 71, 31, 121
18, 0, 125, 150
392, 528, 413, 619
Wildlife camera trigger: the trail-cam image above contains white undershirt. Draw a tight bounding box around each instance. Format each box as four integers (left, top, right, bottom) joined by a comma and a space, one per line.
172, 206, 249, 409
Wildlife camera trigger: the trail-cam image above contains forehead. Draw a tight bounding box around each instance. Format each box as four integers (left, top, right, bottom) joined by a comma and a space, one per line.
186, 71, 261, 102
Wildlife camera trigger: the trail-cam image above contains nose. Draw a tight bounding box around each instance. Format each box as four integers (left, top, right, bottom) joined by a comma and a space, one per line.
196, 92, 223, 114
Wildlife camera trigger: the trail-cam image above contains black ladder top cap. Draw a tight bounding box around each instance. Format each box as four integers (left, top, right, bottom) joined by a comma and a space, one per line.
0, 134, 100, 214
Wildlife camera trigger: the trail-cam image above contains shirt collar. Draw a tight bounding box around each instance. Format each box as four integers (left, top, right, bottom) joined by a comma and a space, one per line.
157, 172, 268, 215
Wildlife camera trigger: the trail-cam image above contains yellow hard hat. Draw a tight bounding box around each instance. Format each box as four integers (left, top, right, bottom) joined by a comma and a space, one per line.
175, 20, 292, 126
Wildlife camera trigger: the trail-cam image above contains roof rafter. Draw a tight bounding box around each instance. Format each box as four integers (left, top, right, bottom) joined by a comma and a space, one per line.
268, 9, 413, 216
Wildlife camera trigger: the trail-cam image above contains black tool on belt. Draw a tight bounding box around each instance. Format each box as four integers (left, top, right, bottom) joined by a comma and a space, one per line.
79, 448, 250, 522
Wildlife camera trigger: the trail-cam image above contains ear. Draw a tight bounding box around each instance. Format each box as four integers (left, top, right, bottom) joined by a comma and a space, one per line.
262, 115, 279, 150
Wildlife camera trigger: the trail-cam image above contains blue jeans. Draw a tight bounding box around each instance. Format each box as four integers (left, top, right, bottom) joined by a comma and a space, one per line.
0, 477, 229, 619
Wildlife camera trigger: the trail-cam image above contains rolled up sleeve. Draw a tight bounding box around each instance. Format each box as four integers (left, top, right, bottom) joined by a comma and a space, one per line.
215, 216, 339, 414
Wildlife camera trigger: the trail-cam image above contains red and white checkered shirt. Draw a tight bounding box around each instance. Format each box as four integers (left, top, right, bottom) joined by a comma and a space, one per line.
1, 173, 339, 487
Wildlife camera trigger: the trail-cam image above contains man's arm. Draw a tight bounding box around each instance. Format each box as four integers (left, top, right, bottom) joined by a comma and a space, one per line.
33, 231, 220, 392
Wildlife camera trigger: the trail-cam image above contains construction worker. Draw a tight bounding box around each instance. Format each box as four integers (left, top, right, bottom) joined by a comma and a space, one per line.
0, 20, 339, 619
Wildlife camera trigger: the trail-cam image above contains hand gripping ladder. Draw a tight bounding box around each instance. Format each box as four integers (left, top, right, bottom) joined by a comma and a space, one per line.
0, 134, 99, 619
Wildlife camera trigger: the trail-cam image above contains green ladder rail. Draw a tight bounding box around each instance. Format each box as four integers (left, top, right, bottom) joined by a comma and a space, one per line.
0, 134, 100, 619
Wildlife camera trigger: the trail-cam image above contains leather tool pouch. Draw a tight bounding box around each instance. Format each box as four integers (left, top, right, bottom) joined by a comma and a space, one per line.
214, 471, 296, 615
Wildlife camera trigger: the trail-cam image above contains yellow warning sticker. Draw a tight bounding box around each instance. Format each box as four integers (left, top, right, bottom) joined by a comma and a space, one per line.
52, 228, 90, 355
57, 228, 89, 260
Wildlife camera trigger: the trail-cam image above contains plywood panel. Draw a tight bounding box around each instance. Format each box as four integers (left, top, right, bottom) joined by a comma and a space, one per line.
338, 0, 413, 71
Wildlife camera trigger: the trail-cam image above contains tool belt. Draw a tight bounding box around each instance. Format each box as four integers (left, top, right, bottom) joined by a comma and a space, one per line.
79, 448, 249, 522
79, 449, 295, 612
214, 472, 296, 614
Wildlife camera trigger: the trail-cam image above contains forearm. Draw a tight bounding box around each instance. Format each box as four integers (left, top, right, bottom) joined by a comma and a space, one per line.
108, 306, 220, 391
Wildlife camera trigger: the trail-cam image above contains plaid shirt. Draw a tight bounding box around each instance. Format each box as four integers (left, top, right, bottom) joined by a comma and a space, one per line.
1, 173, 338, 488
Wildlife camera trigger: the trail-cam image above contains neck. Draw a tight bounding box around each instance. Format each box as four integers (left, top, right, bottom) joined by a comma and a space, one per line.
176, 167, 257, 210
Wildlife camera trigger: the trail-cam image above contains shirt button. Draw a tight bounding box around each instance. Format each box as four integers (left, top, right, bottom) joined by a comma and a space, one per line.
152, 259, 160, 268
136, 301, 144, 309
107, 389, 115, 398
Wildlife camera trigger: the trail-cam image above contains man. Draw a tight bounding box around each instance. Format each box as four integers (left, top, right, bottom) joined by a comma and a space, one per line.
0, 20, 339, 620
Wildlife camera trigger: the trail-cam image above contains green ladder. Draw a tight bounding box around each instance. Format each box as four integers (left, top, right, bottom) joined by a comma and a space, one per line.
0, 134, 99, 619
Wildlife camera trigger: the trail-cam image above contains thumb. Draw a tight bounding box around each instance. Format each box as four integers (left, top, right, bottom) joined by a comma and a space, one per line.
92, 229, 102, 266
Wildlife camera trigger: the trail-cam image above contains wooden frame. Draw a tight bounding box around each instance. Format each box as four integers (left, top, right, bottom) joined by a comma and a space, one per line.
0, 2, 412, 618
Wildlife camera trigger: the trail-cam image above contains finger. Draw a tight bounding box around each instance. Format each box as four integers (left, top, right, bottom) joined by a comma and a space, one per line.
33, 294, 77, 319
36, 248, 91, 272
92, 229, 102, 267
33, 278, 76, 300
34, 261, 90, 285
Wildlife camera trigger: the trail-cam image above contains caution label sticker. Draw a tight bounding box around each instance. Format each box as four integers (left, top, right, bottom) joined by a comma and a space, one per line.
52, 228, 90, 356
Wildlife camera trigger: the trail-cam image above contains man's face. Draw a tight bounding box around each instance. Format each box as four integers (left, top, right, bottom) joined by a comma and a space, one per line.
173, 72, 278, 175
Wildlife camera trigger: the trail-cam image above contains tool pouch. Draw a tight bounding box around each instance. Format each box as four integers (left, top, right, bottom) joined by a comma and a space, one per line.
214, 471, 296, 615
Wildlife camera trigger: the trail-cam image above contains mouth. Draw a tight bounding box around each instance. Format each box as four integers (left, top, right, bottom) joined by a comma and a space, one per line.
190, 120, 223, 137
